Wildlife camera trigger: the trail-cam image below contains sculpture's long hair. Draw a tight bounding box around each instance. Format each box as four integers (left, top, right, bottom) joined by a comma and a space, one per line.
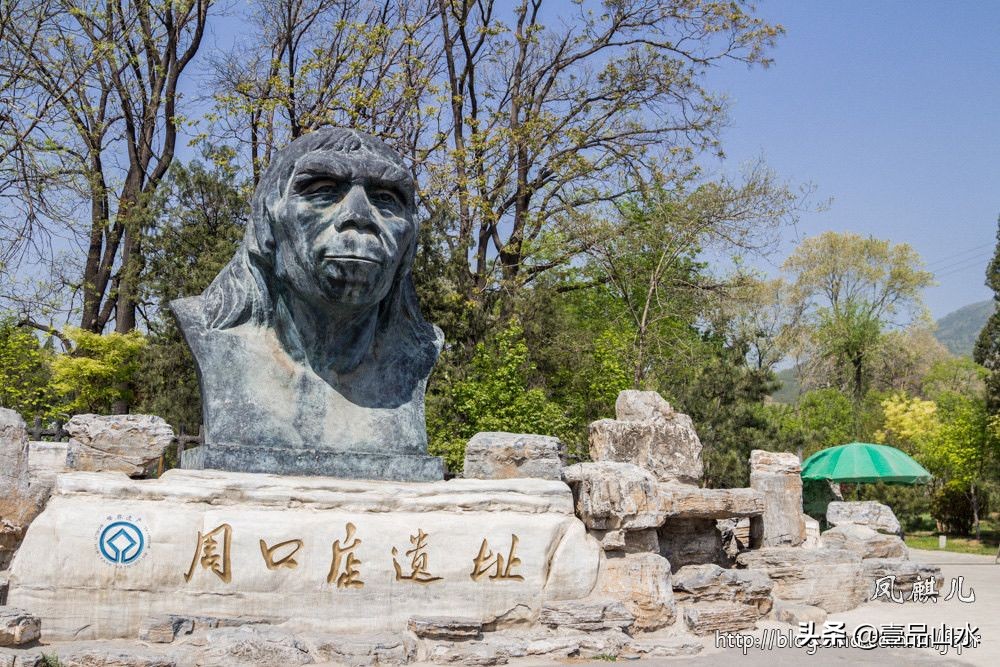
199, 128, 441, 367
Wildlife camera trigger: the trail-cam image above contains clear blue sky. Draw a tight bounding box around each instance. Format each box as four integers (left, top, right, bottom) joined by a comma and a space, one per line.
701, 0, 999, 318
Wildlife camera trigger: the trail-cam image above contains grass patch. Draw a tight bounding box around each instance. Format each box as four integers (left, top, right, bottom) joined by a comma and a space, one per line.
905, 532, 999, 556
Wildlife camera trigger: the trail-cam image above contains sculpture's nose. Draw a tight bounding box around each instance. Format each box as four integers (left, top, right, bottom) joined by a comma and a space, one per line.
333, 185, 378, 233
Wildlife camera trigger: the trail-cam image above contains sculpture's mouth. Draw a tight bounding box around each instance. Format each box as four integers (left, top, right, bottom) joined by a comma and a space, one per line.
321, 254, 383, 265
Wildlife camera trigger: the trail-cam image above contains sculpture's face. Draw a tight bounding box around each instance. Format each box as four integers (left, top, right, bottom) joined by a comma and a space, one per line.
272, 149, 416, 309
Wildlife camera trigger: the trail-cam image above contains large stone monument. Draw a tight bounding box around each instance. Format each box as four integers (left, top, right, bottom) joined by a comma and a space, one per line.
173, 128, 444, 481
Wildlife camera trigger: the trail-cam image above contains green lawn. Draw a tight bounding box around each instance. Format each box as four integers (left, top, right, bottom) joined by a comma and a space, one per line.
905, 532, 999, 556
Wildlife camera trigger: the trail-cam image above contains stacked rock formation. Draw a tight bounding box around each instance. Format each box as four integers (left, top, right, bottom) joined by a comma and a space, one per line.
561, 391, 776, 635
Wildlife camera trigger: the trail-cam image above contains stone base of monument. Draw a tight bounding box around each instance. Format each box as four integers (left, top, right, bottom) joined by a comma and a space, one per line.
7, 469, 599, 642
180, 443, 445, 481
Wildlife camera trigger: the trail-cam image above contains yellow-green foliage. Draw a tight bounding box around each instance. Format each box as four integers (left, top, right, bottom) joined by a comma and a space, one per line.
0, 320, 55, 419
51, 327, 147, 415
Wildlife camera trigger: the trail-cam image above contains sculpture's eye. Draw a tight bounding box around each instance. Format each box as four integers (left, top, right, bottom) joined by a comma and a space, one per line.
299, 178, 350, 200
367, 187, 404, 214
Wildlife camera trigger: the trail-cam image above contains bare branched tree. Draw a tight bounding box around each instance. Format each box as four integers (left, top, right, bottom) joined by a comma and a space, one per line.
0, 0, 212, 334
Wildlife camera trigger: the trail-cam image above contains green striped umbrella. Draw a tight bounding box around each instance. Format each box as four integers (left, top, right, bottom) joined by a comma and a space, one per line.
801, 442, 932, 484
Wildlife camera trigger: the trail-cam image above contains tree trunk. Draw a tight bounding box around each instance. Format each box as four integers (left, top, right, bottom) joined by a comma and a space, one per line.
970, 483, 981, 540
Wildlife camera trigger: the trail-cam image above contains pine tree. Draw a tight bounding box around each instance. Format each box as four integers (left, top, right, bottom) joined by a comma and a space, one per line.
974, 215, 1000, 412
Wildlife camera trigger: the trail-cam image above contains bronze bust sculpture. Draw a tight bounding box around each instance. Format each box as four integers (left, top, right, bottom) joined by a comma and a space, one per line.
172, 128, 444, 480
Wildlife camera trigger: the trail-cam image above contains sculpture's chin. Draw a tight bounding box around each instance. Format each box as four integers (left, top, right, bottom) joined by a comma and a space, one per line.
315, 261, 391, 307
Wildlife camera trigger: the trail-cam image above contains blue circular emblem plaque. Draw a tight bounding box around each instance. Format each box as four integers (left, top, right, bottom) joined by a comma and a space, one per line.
96, 516, 149, 566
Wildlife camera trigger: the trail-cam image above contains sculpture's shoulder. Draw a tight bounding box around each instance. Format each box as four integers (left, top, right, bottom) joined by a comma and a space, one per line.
170, 295, 208, 337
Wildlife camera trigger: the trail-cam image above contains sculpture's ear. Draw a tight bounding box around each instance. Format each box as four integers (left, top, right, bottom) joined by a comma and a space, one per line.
247, 190, 278, 264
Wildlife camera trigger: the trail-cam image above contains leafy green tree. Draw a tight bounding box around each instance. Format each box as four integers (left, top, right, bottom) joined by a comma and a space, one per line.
974, 215, 1000, 412
879, 390, 997, 537
426, 320, 571, 473
782, 231, 934, 434
0, 319, 55, 420
50, 327, 146, 415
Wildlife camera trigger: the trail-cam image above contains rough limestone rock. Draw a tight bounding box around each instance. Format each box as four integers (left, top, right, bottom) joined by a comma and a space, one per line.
0, 409, 32, 518
820, 524, 908, 560
588, 391, 703, 484
562, 462, 663, 530
407, 617, 482, 640
138, 616, 195, 643
26, 441, 69, 486
671, 564, 773, 614
427, 640, 508, 666
659, 484, 765, 519
589, 528, 659, 553
658, 518, 724, 572
771, 599, 827, 625
463, 433, 564, 480
862, 559, 944, 595
64, 414, 174, 477
749, 450, 805, 547
802, 514, 821, 549
0, 409, 49, 569
826, 501, 902, 535
198, 625, 312, 666
0, 608, 40, 646
736, 547, 866, 613
597, 553, 675, 631
311, 634, 416, 665
624, 637, 703, 658
683, 603, 758, 635
8, 470, 599, 641
538, 599, 633, 632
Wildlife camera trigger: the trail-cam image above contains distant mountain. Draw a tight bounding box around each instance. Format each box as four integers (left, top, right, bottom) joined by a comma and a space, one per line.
934, 300, 994, 357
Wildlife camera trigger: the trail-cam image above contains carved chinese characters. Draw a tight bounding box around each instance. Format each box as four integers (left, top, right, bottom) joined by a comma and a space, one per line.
9, 471, 601, 641
182, 522, 526, 587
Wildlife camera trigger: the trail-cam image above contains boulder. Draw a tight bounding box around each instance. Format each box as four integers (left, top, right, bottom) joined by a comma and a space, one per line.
623, 636, 703, 657
407, 617, 482, 640
820, 524, 908, 560
0, 410, 48, 569
749, 450, 805, 547
138, 616, 194, 644
771, 599, 827, 625
682, 603, 758, 635
659, 485, 765, 519
862, 559, 944, 595
64, 414, 174, 477
736, 547, 866, 613
826, 501, 902, 536
588, 390, 703, 484
562, 462, 664, 530
26, 441, 69, 487
311, 634, 416, 665
462, 433, 564, 480
672, 564, 772, 614
199, 625, 312, 666
0, 409, 32, 520
37, 648, 179, 667
590, 528, 660, 554
658, 518, 724, 572
0, 608, 40, 647
597, 553, 675, 631
802, 514, 821, 549
9, 470, 599, 641
427, 641, 508, 666
538, 599, 634, 632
